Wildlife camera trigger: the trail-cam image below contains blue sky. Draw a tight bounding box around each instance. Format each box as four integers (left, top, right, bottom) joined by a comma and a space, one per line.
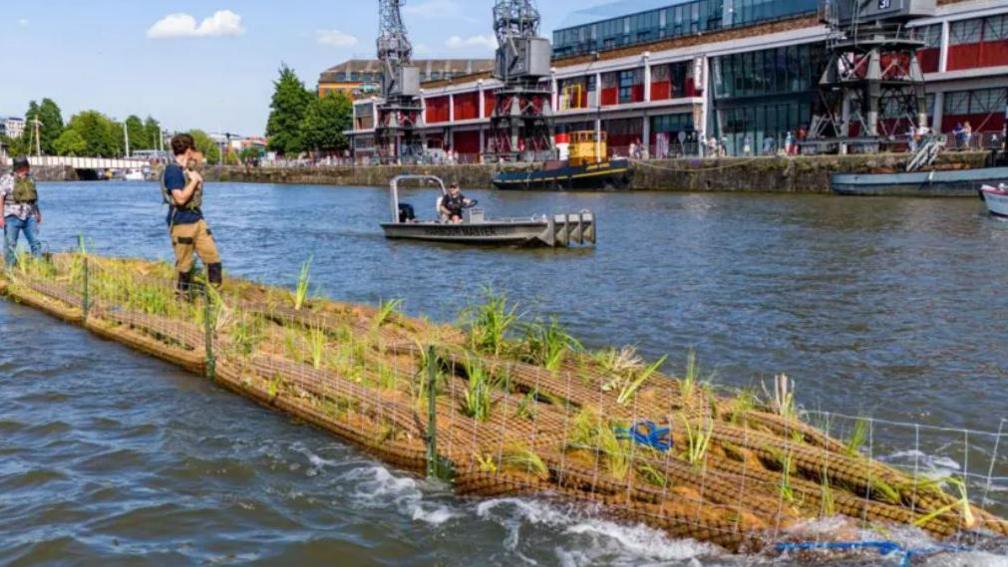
0, 0, 609, 137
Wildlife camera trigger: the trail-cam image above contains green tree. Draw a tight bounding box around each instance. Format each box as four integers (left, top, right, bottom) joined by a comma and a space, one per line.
66, 111, 123, 157
189, 129, 222, 164
53, 129, 88, 156
300, 91, 351, 153
240, 146, 263, 163
265, 64, 313, 156
143, 116, 162, 150
24, 99, 65, 155
124, 115, 148, 153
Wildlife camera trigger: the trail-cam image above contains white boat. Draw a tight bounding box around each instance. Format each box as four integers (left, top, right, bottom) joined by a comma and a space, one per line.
380, 175, 596, 247
980, 184, 1008, 218
123, 168, 145, 181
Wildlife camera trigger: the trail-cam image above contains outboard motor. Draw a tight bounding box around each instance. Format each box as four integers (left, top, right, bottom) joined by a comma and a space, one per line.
398, 202, 416, 223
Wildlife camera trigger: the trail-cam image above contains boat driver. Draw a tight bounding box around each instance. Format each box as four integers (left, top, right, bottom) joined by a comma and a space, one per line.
438, 182, 474, 224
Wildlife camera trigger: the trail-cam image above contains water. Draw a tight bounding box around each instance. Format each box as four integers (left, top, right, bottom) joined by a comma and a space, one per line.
2, 181, 1006, 565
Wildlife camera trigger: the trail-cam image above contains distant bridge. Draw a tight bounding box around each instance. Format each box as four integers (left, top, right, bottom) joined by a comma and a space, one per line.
0, 155, 153, 170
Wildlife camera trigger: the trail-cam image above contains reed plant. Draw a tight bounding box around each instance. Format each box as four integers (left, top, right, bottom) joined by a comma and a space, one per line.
459, 357, 499, 421
522, 318, 582, 371
373, 298, 404, 328
616, 355, 667, 406
500, 444, 549, 480
474, 453, 497, 473
637, 462, 668, 488
845, 417, 869, 457
680, 414, 714, 468
464, 289, 521, 356
308, 326, 326, 370
568, 409, 630, 480
294, 256, 312, 311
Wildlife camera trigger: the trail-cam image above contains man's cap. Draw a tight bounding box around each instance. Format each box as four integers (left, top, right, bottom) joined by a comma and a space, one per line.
12, 156, 30, 169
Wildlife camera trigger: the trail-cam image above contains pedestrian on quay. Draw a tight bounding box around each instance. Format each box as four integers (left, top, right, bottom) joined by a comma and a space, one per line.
161, 134, 222, 294
953, 122, 964, 149
0, 156, 43, 268
963, 121, 973, 149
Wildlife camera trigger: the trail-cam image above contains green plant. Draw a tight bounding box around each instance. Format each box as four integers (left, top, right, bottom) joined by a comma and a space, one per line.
231, 313, 264, 356
681, 349, 700, 401
474, 453, 497, 473
845, 417, 869, 457
912, 477, 975, 529
523, 318, 582, 371
374, 298, 404, 328
308, 326, 326, 369
637, 462, 668, 488
616, 355, 667, 405
294, 256, 312, 311
515, 389, 538, 420
779, 450, 796, 504
500, 444, 549, 480
464, 289, 521, 356
567, 409, 630, 480
729, 389, 758, 425
820, 464, 836, 517
680, 414, 714, 467
459, 357, 499, 421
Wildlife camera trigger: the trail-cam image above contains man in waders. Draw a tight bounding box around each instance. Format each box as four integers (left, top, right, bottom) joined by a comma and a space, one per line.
0, 156, 43, 267
162, 134, 221, 294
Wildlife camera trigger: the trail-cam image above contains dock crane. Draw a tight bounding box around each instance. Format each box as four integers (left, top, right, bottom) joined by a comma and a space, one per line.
805, 0, 936, 156
485, 0, 555, 162
375, 0, 423, 163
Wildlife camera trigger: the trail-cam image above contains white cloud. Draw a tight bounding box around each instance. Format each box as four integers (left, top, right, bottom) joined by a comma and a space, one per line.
316, 29, 358, 47
18, 19, 28, 28
445, 34, 497, 51
413, 43, 433, 56
147, 10, 245, 39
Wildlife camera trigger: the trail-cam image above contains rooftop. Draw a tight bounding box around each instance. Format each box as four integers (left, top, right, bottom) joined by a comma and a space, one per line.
320, 59, 495, 84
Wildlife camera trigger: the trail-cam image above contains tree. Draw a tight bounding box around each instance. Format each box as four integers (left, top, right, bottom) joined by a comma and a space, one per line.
53, 130, 87, 156
265, 64, 313, 156
189, 129, 222, 164
143, 116, 162, 151
300, 91, 352, 154
24, 99, 65, 155
66, 111, 122, 157
124, 115, 148, 153
240, 146, 263, 163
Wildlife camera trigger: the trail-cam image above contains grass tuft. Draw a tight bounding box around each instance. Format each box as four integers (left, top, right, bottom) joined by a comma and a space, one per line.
294, 256, 312, 311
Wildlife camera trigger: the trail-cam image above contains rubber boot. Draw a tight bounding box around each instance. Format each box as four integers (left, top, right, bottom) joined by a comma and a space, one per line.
207, 263, 223, 289
176, 271, 193, 299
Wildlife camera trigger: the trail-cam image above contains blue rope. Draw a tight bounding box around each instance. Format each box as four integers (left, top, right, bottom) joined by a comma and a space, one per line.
775, 540, 969, 567
614, 421, 672, 452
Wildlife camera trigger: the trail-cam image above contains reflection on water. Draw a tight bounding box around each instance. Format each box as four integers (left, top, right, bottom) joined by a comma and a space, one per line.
1, 182, 1005, 564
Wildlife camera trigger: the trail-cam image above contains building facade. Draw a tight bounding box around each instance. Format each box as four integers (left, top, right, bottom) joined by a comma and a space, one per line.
1, 116, 25, 139
349, 0, 1008, 160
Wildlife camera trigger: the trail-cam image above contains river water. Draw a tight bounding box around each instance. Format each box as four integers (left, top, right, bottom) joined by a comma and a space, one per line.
1, 182, 1006, 565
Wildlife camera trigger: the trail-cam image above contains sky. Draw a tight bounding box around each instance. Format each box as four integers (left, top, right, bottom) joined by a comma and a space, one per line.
0, 0, 615, 137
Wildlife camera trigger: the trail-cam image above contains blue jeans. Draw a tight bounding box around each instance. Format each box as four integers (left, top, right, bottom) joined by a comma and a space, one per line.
4, 215, 42, 266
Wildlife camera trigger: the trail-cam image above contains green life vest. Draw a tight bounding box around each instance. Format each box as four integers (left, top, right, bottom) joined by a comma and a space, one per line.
12, 176, 38, 204
160, 165, 202, 210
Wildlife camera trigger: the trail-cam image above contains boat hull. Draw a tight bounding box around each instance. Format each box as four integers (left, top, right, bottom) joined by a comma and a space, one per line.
381, 213, 596, 248
981, 185, 1008, 217
832, 167, 1008, 197
492, 159, 632, 191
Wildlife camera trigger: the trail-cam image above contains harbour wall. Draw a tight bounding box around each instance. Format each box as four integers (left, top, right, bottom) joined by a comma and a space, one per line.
24, 151, 990, 192
204, 152, 990, 193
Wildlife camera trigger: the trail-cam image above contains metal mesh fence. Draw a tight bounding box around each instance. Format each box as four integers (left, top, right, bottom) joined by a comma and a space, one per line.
1, 250, 1006, 559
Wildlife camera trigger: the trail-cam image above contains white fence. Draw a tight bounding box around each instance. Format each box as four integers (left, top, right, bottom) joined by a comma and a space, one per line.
0, 155, 152, 169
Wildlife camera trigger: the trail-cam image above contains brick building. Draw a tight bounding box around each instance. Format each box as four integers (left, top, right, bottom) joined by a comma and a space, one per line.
349, 0, 1008, 160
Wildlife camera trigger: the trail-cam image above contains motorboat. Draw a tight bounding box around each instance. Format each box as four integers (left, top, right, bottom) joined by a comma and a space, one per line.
123, 168, 146, 181
379, 175, 596, 247
980, 183, 1008, 218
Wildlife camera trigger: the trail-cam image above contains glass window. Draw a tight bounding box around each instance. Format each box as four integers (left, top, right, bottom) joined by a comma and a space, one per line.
950, 18, 982, 45
985, 14, 1008, 41
944, 91, 970, 114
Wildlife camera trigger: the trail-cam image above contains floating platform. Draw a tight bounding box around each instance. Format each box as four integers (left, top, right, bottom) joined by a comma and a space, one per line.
2, 254, 1006, 559
832, 166, 1008, 197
